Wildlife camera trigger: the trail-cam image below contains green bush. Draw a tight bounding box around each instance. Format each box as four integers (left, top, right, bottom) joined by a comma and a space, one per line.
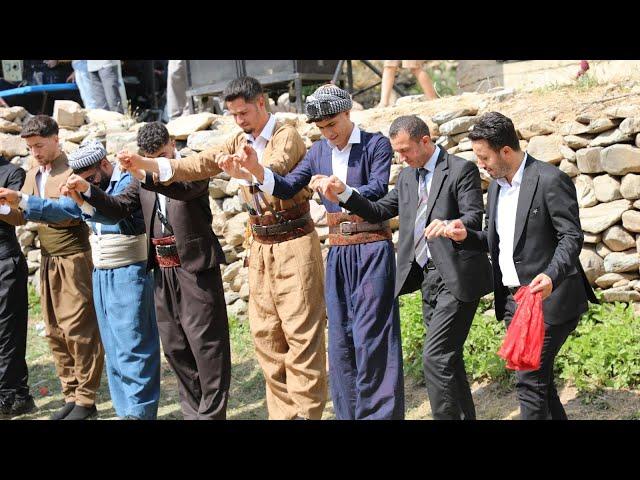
399, 293, 426, 381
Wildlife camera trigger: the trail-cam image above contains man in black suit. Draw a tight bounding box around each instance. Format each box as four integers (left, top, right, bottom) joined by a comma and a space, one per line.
312, 115, 493, 420
0, 156, 36, 418
439, 111, 597, 420
64, 122, 231, 420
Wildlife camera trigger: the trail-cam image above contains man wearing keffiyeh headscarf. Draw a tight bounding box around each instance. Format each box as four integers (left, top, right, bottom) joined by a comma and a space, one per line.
222, 84, 405, 420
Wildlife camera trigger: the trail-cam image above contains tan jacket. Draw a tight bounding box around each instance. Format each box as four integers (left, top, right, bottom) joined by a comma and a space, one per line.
166, 121, 311, 212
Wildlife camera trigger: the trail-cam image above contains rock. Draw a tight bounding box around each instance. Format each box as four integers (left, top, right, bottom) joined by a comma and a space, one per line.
167, 112, 218, 140
299, 122, 322, 142
595, 272, 637, 288
225, 178, 241, 196
224, 291, 240, 305
222, 212, 249, 247
575, 147, 603, 173
438, 116, 478, 136
601, 144, 640, 175
559, 159, 579, 177
596, 242, 612, 258
560, 121, 590, 136
309, 200, 327, 226
222, 260, 243, 283
451, 132, 469, 144
61, 141, 80, 155
457, 151, 478, 163
636, 133, 640, 149
231, 268, 247, 292
389, 164, 403, 184
52, 100, 85, 128
17, 230, 35, 247
0, 106, 27, 122
593, 174, 622, 203
0, 133, 28, 157
573, 175, 598, 208
105, 132, 137, 155
517, 120, 556, 140
0, 118, 21, 134
526, 135, 564, 164
605, 105, 640, 119
564, 134, 592, 149
228, 299, 248, 317
85, 109, 125, 124
589, 128, 634, 148
58, 128, 88, 143
602, 225, 636, 251
604, 249, 639, 273
239, 282, 250, 301
586, 118, 619, 134
392, 94, 425, 106
622, 210, 640, 232
579, 199, 631, 233
601, 289, 640, 302
186, 130, 226, 151
457, 139, 473, 152
619, 117, 640, 136
223, 195, 244, 216
612, 279, 631, 288
635, 199, 640, 210
222, 244, 238, 264
579, 247, 605, 284
620, 174, 640, 200
273, 112, 301, 127
576, 114, 595, 125
560, 145, 576, 162
26, 261, 39, 274
211, 212, 226, 236
435, 136, 456, 150
490, 88, 515, 101
431, 108, 479, 125
208, 179, 229, 199
583, 232, 601, 244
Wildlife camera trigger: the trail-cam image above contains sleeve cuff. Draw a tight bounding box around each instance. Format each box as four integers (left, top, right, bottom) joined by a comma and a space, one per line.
157, 157, 173, 182
337, 185, 354, 203
259, 167, 275, 195
82, 185, 92, 199
18, 193, 29, 210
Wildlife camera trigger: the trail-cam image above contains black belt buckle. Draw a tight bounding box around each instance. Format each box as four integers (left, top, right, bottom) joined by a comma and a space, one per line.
156, 244, 178, 257
425, 258, 436, 270
339, 221, 353, 236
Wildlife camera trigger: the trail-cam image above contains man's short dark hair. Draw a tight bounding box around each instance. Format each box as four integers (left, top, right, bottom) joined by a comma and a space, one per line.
222, 76, 264, 103
20, 115, 59, 138
137, 122, 171, 155
389, 115, 430, 141
468, 112, 521, 152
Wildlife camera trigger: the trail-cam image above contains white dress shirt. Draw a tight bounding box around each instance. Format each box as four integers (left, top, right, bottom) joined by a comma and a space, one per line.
17, 163, 52, 210
495, 153, 528, 287
147, 150, 182, 233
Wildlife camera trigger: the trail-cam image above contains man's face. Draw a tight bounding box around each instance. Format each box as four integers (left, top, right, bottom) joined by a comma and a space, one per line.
472, 139, 511, 179
25, 135, 60, 166
78, 158, 113, 191
390, 131, 431, 168
315, 112, 353, 149
144, 140, 176, 159
226, 97, 265, 134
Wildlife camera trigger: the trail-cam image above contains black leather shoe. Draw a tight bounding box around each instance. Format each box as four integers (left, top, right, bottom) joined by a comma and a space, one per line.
49, 402, 76, 420
10, 396, 36, 416
63, 404, 98, 420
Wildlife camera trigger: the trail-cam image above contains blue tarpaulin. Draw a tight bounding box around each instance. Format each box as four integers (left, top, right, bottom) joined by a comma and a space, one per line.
0, 83, 79, 97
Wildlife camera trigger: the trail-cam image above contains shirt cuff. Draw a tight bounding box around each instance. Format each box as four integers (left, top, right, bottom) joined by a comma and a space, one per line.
157, 157, 173, 182
258, 168, 275, 195
80, 201, 96, 216
19, 193, 29, 210
337, 185, 354, 203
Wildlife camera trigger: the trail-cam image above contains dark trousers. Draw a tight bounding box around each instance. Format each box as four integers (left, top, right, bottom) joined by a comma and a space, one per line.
0, 254, 30, 402
503, 289, 578, 420
408, 260, 478, 420
153, 265, 231, 420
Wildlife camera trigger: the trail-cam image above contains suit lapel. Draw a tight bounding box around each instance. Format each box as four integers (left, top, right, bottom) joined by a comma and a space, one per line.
512, 156, 539, 252
487, 180, 499, 247
322, 141, 333, 176
345, 140, 363, 186
424, 149, 448, 221
406, 166, 419, 224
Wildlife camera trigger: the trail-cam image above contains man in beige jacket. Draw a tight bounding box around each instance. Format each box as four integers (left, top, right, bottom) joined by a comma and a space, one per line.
118, 76, 327, 420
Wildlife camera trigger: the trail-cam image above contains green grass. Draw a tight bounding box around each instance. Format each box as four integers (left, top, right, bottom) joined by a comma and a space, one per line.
407, 61, 458, 98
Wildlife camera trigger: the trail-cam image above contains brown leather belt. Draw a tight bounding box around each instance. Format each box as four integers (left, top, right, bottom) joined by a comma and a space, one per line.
151, 235, 181, 268
326, 212, 392, 246
249, 202, 315, 244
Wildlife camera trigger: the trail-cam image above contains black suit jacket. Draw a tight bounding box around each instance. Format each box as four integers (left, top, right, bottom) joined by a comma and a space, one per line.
85, 174, 225, 274
343, 148, 493, 302
0, 157, 26, 259
463, 155, 597, 324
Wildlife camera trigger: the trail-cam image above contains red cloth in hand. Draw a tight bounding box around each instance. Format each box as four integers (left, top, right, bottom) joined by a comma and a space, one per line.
498, 286, 545, 371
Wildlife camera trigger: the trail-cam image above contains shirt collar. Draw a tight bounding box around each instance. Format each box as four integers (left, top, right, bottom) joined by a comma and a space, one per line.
330, 123, 361, 153
423, 145, 440, 173
110, 164, 122, 184
247, 114, 276, 144
39, 164, 52, 174
496, 152, 527, 188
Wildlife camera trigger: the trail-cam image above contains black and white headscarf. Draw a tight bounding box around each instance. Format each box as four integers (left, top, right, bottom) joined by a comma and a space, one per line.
304, 84, 353, 123
67, 140, 107, 170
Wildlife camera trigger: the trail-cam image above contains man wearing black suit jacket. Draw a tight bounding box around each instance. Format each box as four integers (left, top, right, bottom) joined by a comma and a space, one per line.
312, 115, 493, 420
440, 112, 597, 420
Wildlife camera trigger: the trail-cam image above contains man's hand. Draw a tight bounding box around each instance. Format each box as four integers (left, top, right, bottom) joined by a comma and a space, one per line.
315, 175, 346, 204
66, 71, 76, 83
218, 155, 253, 182
117, 150, 145, 172
60, 185, 84, 206
529, 273, 553, 300
441, 218, 468, 242
309, 174, 329, 192
65, 174, 90, 194
424, 219, 452, 240
0, 188, 20, 207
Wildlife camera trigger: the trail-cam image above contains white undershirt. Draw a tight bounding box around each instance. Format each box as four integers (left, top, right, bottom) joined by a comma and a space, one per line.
495, 153, 528, 287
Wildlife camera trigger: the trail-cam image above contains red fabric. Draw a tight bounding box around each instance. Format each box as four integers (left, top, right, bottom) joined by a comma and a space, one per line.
498, 286, 545, 371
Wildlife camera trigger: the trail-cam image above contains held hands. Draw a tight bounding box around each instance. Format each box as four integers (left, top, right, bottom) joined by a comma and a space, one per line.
64, 174, 90, 193
237, 144, 260, 175
424, 218, 468, 242
117, 150, 144, 173
309, 175, 346, 204
217, 154, 253, 182
529, 273, 553, 300
0, 188, 20, 207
